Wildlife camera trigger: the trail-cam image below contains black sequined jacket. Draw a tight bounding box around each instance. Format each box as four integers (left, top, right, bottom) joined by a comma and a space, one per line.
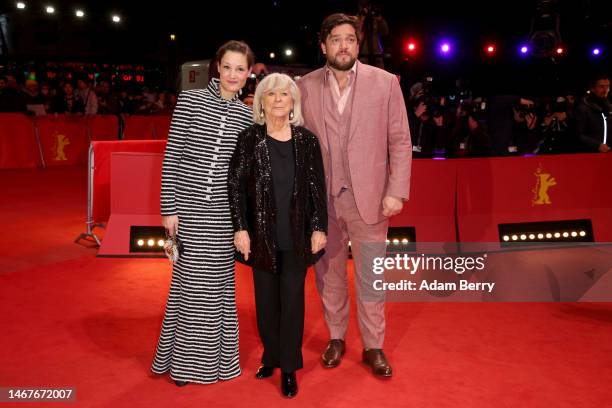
228, 124, 328, 273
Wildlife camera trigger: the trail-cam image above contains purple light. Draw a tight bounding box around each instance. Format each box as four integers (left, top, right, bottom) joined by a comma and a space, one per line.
592, 48, 601, 56
441, 43, 450, 53
520, 45, 529, 54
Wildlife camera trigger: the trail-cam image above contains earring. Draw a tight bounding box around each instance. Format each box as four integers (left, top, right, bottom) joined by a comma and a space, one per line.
259, 106, 265, 119
289, 110, 294, 120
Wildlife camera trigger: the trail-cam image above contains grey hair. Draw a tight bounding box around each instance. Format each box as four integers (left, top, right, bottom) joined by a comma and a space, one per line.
252, 73, 304, 126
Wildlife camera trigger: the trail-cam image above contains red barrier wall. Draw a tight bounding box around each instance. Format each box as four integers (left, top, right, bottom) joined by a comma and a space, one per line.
0, 113, 40, 169
91, 140, 166, 223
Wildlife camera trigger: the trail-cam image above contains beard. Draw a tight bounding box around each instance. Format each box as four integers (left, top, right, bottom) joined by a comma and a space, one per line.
327, 53, 357, 71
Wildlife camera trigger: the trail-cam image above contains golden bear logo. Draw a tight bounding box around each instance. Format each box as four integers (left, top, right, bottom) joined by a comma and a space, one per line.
532, 165, 556, 205
52, 134, 70, 161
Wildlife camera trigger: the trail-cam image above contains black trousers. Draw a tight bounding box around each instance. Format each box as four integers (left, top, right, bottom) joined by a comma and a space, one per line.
253, 250, 307, 373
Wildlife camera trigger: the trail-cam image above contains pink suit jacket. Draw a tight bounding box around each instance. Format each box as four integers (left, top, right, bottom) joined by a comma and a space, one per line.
298, 61, 412, 225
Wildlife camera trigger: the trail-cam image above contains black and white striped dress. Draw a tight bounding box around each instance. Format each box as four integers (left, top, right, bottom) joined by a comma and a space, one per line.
152, 78, 252, 384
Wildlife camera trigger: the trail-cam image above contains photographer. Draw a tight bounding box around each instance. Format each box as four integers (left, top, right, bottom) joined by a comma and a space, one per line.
512, 98, 541, 154
357, 0, 389, 69
536, 96, 574, 154
449, 98, 492, 157
575, 74, 611, 153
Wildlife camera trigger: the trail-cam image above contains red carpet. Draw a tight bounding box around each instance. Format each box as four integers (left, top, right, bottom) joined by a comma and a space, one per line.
1, 166, 612, 407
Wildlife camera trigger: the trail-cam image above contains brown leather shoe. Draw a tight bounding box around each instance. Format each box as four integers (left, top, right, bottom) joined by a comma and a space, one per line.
362, 349, 393, 378
321, 339, 345, 368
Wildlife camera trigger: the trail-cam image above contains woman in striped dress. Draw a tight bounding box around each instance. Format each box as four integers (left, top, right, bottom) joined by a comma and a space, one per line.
152, 40, 254, 386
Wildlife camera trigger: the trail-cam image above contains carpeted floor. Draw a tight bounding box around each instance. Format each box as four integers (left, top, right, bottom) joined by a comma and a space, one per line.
1, 166, 611, 407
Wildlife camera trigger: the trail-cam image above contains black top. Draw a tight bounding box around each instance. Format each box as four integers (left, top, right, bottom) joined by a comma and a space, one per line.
266, 134, 295, 251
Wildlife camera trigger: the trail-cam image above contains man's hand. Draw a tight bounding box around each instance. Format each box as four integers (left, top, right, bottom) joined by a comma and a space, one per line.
234, 230, 251, 261
311, 231, 327, 254
382, 196, 403, 218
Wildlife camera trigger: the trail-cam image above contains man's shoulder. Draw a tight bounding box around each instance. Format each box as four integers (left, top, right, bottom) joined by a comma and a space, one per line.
358, 62, 396, 82
299, 68, 325, 87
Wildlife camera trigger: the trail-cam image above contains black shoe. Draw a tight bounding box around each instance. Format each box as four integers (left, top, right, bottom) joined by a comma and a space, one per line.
281, 372, 298, 398
174, 380, 188, 387
255, 366, 275, 379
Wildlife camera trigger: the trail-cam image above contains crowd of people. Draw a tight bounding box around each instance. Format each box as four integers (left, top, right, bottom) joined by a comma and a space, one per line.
1, 66, 609, 157
405, 74, 611, 157
0, 73, 178, 116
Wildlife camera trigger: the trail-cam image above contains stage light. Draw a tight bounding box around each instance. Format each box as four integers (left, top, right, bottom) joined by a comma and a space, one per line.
529, 234, 536, 240
284, 49, 293, 56
503, 235, 510, 242
45, 5, 55, 14
137, 239, 144, 247
392, 239, 400, 245
571, 231, 578, 237
170, 34, 176, 41
440, 42, 451, 55
579, 231, 586, 237
546, 233, 553, 239
386, 239, 390, 244
512, 235, 518, 241
520, 234, 527, 240
157, 239, 165, 247
16, 2, 26, 9
75, 9, 84, 17
269, 52, 275, 59
404, 40, 417, 54
112, 14, 121, 23
556, 47, 564, 55
592, 48, 601, 56
554, 232, 561, 238
537, 234, 544, 239
402, 238, 409, 244
520, 45, 529, 54
147, 239, 155, 247
485, 44, 496, 54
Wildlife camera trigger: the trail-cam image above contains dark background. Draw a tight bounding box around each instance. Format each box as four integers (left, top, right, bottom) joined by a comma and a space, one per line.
1, 0, 610, 94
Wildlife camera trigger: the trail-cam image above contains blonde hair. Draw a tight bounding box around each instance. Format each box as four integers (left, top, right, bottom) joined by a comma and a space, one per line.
253, 73, 304, 126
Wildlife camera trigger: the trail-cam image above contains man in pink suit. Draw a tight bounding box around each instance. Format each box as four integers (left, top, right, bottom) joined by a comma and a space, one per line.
298, 13, 412, 377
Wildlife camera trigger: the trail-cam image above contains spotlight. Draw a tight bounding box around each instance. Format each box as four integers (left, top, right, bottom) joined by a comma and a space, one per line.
546, 233, 552, 239
562, 232, 569, 238
520, 234, 527, 241
16, 2, 26, 9
554, 232, 561, 238
392, 239, 400, 245
503, 235, 510, 242
269, 52, 276, 59
157, 239, 165, 247
402, 238, 409, 244
537, 234, 544, 239
137, 239, 144, 247
404, 40, 417, 54
45, 5, 55, 14
75, 9, 84, 17
130, 226, 166, 253
170, 34, 176, 41
520, 45, 529, 54
579, 231, 586, 237
485, 44, 496, 54
147, 239, 155, 247
440, 42, 451, 55
555, 47, 564, 55
571, 231, 577, 237
386, 239, 390, 244
512, 235, 518, 241
529, 234, 536, 240
592, 48, 601, 56
112, 14, 121, 23
284, 48, 293, 56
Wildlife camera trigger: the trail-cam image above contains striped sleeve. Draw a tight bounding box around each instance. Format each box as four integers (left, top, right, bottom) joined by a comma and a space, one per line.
160, 91, 192, 215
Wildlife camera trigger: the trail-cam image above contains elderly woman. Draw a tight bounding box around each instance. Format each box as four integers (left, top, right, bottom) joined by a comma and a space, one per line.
228, 73, 327, 398
152, 40, 254, 386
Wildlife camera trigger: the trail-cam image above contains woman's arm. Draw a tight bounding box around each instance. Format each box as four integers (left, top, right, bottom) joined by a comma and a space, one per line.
160, 91, 192, 217
306, 131, 328, 235
227, 127, 252, 232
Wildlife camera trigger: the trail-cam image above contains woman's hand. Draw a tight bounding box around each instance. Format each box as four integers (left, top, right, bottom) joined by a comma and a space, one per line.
234, 230, 251, 261
311, 231, 327, 254
162, 215, 179, 237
